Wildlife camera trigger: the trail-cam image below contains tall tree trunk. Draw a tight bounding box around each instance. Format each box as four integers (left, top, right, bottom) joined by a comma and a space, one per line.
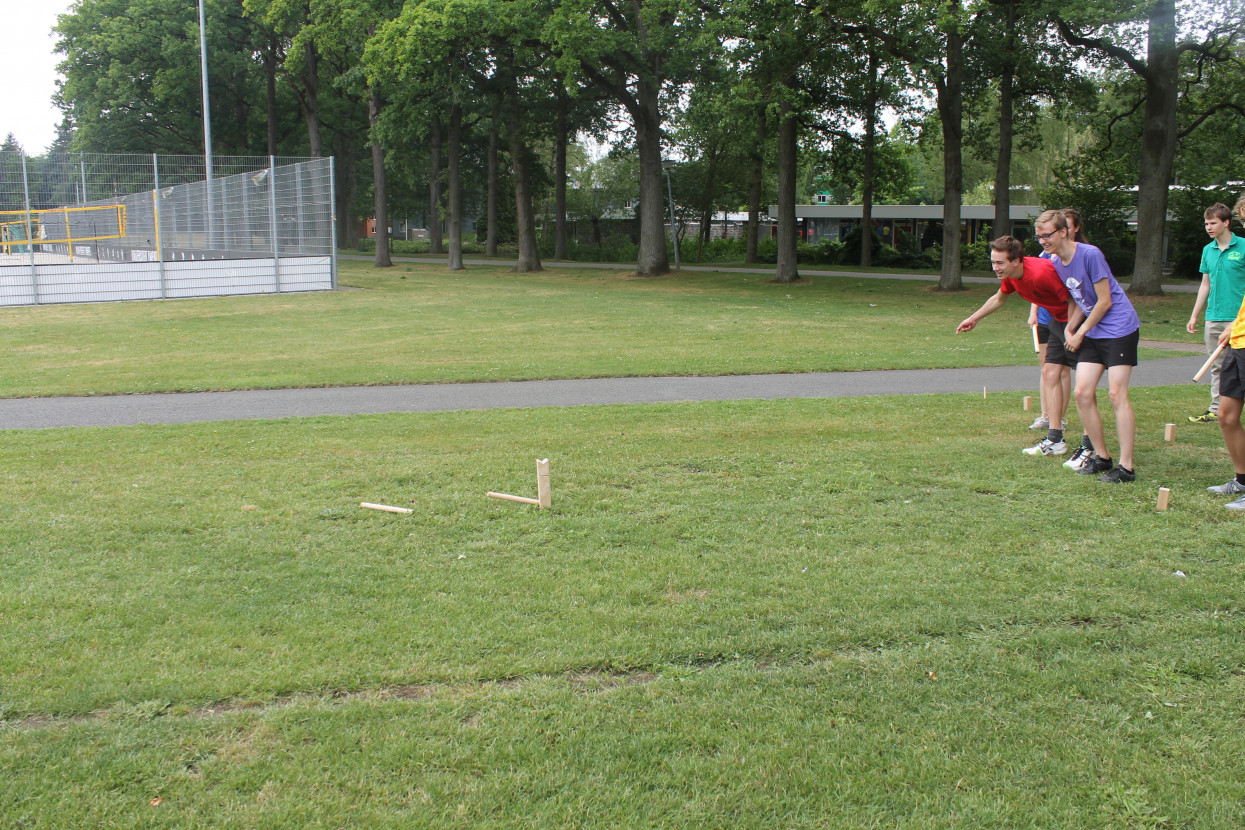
368, 87, 391, 268
428, 115, 443, 255
775, 97, 800, 283
937, 3, 964, 291
486, 108, 499, 258
505, 84, 542, 273
554, 90, 569, 260
993, 2, 1017, 242
632, 77, 670, 276
861, 48, 879, 268
447, 103, 464, 271
1131, 0, 1176, 295
264, 38, 279, 156
336, 133, 358, 248
303, 42, 322, 157
697, 146, 718, 263
746, 106, 766, 265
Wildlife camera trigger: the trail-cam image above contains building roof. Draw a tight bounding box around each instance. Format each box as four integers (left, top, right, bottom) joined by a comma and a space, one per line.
772, 204, 1045, 221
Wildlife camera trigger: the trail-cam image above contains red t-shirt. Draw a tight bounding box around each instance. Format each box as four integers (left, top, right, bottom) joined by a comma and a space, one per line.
998, 257, 1070, 322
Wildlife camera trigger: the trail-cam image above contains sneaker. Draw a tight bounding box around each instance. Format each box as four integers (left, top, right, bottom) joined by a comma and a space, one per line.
1023, 438, 1068, 456
1207, 479, 1245, 495
1028, 415, 1050, 431
1189, 410, 1218, 423
1076, 454, 1114, 476
1097, 466, 1136, 483
1063, 446, 1090, 470
1226, 496, 1245, 511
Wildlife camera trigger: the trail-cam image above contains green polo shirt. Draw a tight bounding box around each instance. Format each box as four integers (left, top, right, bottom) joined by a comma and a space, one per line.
1200, 233, 1245, 321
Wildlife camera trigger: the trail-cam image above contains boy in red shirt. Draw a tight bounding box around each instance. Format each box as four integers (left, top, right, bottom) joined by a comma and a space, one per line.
957, 236, 1075, 456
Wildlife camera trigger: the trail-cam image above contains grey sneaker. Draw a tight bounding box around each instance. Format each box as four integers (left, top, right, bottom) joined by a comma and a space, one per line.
1028, 415, 1050, 431
1207, 479, 1245, 495
1023, 438, 1068, 456
1225, 495, 1245, 511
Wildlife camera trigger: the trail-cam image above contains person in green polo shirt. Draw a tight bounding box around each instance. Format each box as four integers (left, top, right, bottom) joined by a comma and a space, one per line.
1186, 201, 1245, 423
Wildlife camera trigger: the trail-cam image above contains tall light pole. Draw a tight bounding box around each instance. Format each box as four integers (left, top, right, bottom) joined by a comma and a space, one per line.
198, 0, 214, 179
198, 0, 216, 248
662, 158, 679, 270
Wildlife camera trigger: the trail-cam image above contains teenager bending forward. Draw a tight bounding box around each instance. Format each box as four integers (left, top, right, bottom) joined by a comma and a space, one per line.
1034, 209, 1141, 483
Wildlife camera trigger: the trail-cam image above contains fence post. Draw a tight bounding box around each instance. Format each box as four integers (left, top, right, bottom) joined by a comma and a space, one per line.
153, 153, 166, 298
79, 154, 87, 205
20, 153, 38, 304
329, 156, 338, 290
269, 155, 281, 292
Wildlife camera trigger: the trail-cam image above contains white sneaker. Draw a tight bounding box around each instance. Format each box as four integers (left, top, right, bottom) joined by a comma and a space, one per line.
1064, 446, 1089, 469
1028, 415, 1050, 431
1023, 438, 1068, 456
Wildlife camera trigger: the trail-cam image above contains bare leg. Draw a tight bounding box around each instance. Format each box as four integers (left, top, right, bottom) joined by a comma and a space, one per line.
1061, 366, 1072, 426
1041, 361, 1063, 434
1037, 343, 1049, 420
1106, 364, 1134, 469
1074, 362, 1107, 458
1219, 396, 1245, 473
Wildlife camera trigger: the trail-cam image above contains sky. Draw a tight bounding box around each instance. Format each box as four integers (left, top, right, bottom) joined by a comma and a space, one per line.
2, 0, 76, 154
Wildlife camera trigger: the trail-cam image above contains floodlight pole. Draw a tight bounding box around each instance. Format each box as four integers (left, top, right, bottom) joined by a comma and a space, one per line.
198, 0, 216, 249
662, 158, 679, 270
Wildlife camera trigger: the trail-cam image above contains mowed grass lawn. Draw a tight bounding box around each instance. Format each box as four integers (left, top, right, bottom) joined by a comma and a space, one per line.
0, 260, 1197, 397
3, 265, 1240, 827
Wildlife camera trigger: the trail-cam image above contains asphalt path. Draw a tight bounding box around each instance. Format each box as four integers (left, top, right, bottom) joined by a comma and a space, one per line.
0, 349, 1208, 430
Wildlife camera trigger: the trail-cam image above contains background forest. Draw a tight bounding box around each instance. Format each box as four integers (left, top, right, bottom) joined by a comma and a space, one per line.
10, 0, 1245, 286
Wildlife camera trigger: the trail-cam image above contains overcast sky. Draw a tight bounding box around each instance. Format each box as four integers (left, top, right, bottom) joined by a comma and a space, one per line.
2, 0, 76, 154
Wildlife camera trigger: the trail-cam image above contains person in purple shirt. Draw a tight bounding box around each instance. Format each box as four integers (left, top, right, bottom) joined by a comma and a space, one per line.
1034, 208, 1141, 483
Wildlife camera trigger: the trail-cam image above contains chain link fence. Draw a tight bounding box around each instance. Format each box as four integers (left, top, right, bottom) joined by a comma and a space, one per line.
0, 152, 336, 306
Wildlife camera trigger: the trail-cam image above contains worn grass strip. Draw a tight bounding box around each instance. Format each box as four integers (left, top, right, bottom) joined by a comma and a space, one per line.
0, 261, 1197, 397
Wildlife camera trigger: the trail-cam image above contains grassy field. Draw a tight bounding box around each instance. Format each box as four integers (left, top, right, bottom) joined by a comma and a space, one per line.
0, 261, 1197, 398
2, 266, 1240, 827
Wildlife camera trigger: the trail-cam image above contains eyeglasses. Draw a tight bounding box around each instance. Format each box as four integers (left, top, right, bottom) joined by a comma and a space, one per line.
1035, 229, 1063, 242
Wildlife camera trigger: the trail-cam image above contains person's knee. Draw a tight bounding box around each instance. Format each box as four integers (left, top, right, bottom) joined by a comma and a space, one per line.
1107, 386, 1130, 410
1075, 386, 1096, 408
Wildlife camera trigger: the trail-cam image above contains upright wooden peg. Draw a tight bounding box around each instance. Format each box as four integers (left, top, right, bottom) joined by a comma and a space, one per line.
536, 459, 551, 509
1156, 487, 1171, 511
1023, 396, 1032, 411
1164, 423, 1176, 442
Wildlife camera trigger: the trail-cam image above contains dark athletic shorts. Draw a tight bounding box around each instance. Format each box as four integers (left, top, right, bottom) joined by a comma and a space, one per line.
1076, 329, 1139, 368
1220, 347, 1245, 401
1036, 323, 1050, 345
1044, 320, 1076, 367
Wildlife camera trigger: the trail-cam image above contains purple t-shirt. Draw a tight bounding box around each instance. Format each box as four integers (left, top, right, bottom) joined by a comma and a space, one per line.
1051, 243, 1140, 339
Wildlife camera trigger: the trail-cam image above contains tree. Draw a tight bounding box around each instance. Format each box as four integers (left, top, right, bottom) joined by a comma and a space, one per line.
547, 0, 709, 276
1054, 0, 1245, 293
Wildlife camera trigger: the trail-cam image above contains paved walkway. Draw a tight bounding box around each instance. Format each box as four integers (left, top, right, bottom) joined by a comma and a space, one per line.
0, 347, 1207, 430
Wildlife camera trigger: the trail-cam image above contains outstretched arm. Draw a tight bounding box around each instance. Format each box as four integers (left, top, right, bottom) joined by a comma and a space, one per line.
957, 291, 1008, 333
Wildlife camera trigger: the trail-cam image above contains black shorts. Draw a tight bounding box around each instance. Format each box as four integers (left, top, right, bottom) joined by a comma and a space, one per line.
1045, 320, 1076, 367
1076, 329, 1139, 368
1220, 347, 1245, 400
1036, 324, 1051, 345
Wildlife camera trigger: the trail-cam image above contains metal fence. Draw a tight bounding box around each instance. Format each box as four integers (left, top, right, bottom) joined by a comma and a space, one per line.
0, 152, 336, 306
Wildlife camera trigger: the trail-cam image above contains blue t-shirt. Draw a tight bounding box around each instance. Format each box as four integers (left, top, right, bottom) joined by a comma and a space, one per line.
1051, 243, 1140, 339
1035, 251, 1053, 325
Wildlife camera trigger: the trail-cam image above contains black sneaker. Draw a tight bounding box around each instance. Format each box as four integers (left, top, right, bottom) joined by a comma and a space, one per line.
1076, 454, 1114, 476
1097, 466, 1136, 483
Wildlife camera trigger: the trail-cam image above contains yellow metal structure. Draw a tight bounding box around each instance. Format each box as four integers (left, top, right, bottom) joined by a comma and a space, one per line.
0, 204, 128, 256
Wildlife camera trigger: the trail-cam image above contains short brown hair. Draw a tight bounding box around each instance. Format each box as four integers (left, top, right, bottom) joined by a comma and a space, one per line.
1206, 203, 1232, 223
989, 235, 1024, 262
1059, 208, 1088, 242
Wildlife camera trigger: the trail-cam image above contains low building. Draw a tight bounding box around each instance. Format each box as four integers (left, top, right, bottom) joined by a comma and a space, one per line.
771, 204, 1044, 247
